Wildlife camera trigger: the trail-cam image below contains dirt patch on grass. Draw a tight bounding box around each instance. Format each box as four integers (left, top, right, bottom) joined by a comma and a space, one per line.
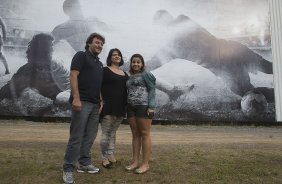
0, 119, 281, 145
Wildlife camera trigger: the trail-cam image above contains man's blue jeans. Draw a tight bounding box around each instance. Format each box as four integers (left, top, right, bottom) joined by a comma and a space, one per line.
63, 101, 100, 172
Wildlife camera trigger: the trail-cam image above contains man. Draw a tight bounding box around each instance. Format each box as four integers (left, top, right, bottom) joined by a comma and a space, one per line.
146, 10, 273, 101
0, 33, 69, 102
52, 0, 108, 52
0, 16, 9, 75
63, 33, 105, 184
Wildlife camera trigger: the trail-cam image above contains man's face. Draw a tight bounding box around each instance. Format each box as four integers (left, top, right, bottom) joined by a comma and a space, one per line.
88, 37, 104, 55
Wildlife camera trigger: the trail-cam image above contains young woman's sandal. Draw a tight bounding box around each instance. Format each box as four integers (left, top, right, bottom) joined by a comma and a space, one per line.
125, 164, 138, 171
135, 166, 149, 174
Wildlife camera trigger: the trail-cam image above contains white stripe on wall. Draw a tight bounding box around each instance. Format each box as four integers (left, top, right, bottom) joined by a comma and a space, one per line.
269, 0, 282, 121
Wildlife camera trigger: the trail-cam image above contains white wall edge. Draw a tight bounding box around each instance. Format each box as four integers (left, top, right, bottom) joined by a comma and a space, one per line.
269, 0, 282, 121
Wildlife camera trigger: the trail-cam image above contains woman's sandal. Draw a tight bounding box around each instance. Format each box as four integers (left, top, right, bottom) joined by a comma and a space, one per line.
135, 166, 150, 174
125, 165, 138, 171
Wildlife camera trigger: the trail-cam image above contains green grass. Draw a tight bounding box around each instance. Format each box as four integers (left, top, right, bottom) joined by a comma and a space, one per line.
0, 142, 282, 184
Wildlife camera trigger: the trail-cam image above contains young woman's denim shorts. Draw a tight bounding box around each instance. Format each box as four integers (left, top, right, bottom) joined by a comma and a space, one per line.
127, 104, 154, 119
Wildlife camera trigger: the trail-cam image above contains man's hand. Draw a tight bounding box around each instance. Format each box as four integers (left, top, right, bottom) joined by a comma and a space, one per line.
72, 98, 82, 111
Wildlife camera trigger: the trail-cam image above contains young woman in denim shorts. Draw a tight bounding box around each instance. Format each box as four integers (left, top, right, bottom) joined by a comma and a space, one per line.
125, 53, 156, 174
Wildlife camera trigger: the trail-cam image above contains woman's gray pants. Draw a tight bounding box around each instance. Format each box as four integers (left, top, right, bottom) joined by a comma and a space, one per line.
100, 115, 123, 160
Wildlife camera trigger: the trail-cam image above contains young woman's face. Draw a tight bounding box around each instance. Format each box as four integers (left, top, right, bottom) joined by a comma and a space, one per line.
131, 57, 143, 73
111, 51, 121, 65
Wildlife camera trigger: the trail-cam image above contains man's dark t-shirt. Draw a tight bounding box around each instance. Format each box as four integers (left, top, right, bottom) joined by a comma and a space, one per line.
69, 50, 103, 104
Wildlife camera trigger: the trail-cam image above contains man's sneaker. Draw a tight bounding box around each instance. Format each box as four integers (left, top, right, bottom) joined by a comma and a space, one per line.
77, 164, 100, 174
63, 171, 75, 184
108, 154, 117, 163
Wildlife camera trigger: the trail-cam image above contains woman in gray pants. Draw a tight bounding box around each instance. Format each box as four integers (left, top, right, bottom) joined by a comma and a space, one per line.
100, 48, 128, 168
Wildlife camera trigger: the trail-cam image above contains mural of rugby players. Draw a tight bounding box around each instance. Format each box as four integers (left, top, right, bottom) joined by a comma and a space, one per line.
0, 0, 275, 121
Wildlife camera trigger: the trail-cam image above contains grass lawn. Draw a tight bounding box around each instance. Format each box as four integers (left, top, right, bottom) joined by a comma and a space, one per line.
0, 120, 282, 184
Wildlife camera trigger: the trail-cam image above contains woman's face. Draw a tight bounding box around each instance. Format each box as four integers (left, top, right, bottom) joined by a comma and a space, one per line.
111, 50, 121, 65
131, 57, 143, 73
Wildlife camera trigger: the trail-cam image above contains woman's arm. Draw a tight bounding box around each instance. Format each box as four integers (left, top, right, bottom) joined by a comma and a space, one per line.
142, 71, 156, 109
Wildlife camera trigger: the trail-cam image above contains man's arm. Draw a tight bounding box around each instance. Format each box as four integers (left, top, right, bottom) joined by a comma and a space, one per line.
70, 70, 81, 111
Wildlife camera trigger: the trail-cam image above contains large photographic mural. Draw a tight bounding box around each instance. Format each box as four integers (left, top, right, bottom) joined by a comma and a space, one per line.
0, 0, 275, 121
